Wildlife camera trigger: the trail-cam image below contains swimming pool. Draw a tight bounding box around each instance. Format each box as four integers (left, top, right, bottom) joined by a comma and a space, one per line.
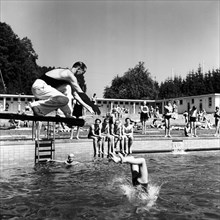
0, 151, 220, 220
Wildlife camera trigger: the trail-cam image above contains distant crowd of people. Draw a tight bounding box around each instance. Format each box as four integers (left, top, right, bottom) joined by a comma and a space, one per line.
183, 105, 220, 138
138, 100, 220, 138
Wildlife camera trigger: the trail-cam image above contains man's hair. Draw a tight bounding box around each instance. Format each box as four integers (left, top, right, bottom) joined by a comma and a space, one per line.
72, 62, 87, 71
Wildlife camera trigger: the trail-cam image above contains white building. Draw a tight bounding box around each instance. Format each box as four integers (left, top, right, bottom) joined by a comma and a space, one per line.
0, 93, 219, 115
175, 93, 220, 113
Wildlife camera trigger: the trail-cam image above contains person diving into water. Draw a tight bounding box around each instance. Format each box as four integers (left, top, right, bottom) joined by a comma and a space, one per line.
109, 153, 149, 192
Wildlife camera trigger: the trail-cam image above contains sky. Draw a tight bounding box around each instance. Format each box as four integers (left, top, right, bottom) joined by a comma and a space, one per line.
1, 0, 219, 97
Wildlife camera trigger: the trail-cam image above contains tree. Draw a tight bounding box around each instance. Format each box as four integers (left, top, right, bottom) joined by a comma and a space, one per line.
104, 62, 159, 99
158, 65, 220, 99
0, 22, 39, 94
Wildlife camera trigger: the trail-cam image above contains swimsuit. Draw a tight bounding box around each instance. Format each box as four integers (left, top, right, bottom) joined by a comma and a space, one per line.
40, 73, 69, 88
140, 106, 149, 121
132, 171, 148, 192
190, 116, 196, 122
88, 125, 100, 138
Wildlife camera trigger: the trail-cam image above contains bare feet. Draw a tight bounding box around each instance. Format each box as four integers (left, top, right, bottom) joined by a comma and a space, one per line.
109, 153, 121, 163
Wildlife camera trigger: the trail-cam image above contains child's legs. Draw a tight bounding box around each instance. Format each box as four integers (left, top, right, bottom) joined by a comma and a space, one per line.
75, 126, 80, 138
70, 127, 74, 139
119, 137, 124, 153
114, 137, 118, 149
124, 136, 128, 153
190, 121, 193, 134
107, 135, 114, 154
128, 137, 133, 154
167, 118, 171, 134
143, 121, 147, 133
165, 118, 169, 135
192, 122, 196, 135
216, 120, 220, 134
90, 136, 98, 157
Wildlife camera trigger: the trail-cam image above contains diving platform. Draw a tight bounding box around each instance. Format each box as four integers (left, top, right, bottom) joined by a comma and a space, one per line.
0, 113, 85, 127
0, 112, 85, 164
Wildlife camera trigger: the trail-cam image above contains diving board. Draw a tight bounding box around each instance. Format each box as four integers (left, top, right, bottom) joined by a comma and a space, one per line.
0, 112, 86, 164
0, 113, 85, 127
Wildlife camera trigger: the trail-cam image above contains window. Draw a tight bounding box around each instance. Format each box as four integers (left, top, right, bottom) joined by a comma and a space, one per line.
97, 101, 101, 104
120, 102, 123, 104
192, 99, 194, 104
103, 101, 107, 104
180, 100, 183, 105
208, 97, 212, 107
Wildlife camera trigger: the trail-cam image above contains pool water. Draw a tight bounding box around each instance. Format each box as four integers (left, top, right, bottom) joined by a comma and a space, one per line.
0, 151, 220, 220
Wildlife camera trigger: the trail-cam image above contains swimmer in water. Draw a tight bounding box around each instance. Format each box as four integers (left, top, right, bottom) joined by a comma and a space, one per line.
47, 153, 79, 165
109, 153, 149, 192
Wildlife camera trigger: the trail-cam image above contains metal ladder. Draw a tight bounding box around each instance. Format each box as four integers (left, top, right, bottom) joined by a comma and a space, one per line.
33, 121, 56, 163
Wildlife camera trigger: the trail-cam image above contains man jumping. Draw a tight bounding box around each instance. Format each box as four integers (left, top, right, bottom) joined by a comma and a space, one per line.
30, 61, 94, 117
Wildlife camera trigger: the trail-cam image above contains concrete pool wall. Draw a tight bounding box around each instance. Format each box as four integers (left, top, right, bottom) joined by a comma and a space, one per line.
0, 137, 219, 169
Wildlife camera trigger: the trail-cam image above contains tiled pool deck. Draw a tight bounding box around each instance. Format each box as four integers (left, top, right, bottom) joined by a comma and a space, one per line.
0, 135, 219, 169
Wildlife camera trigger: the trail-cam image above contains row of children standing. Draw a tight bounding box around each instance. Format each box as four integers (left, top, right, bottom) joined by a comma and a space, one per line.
88, 116, 134, 158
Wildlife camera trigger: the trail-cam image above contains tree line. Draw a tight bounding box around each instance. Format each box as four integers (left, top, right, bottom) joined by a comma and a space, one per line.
0, 22, 219, 99
104, 63, 220, 99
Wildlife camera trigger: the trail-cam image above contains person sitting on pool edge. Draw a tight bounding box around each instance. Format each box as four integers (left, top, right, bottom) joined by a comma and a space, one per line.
47, 153, 79, 165
109, 153, 149, 192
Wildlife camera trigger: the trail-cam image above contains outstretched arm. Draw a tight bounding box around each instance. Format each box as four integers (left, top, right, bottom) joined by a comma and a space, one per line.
47, 159, 65, 164
64, 161, 80, 165
73, 91, 94, 114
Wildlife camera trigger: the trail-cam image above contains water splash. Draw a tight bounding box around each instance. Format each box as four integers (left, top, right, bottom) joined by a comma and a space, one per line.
114, 177, 162, 211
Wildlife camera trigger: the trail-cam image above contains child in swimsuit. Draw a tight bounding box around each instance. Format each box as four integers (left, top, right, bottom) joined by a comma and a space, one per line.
112, 119, 124, 154
88, 118, 103, 157
122, 118, 134, 155
101, 117, 114, 157
164, 100, 173, 138
189, 106, 198, 137
140, 101, 149, 134
214, 106, 220, 137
